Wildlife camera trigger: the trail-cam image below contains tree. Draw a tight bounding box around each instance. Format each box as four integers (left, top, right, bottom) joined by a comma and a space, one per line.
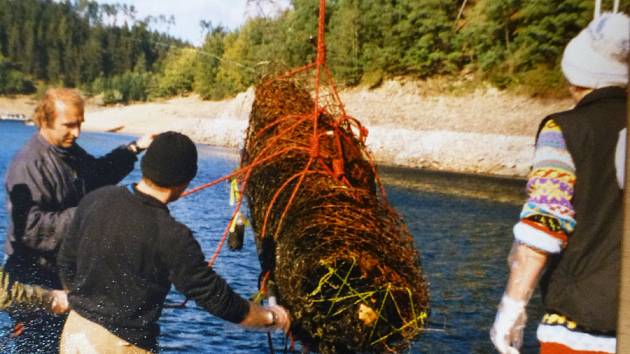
328, 0, 362, 84
397, 0, 461, 76
0, 0, 622, 97
152, 47, 196, 97
0, 0, 181, 94
355, 0, 398, 83
457, 0, 523, 86
214, 17, 289, 97
194, 24, 227, 99
511, 0, 591, 71
0, 53, 34, 94
282, 0, 321, 67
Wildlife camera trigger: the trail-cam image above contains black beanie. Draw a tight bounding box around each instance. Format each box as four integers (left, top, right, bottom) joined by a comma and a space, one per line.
141, 131, 198, 187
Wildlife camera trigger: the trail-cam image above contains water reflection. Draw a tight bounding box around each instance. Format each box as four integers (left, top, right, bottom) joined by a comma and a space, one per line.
0, 123, 543, 353
379, 165, 526, 205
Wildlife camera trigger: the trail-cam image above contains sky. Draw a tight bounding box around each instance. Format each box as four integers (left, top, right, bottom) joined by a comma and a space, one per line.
93, 0, 291, 46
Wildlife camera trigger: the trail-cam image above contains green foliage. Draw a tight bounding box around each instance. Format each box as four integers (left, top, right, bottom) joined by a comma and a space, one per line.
511, 0, 591, 71
327, 0, 362, 84
397, 0, 461, 76
354, 0, 398, 76
215, 28, 257, 96
151, 47, 196, 97
217, 17, 292, 97
456, 0, 594, 88
514, 65, 567, 97
193, 26, 228, 99
0, 0, 181, 95
89, 71, 153, 104
193, 15, 293, 99
458, 0, 521, 74
359, 69, 384, 89
1, 0, 624, 99
0, 54, 35, 94
188, 0, 598, 96
282, 0, 321, 67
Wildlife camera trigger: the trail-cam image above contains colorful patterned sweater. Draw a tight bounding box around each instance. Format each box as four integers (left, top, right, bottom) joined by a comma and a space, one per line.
514, 119, 576, 254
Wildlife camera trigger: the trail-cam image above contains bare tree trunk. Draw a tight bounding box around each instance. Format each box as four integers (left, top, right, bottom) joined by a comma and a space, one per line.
455, 0, 468, 23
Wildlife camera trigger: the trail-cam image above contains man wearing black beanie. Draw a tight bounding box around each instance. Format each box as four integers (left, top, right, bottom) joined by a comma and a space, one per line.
57, 131, 290, 353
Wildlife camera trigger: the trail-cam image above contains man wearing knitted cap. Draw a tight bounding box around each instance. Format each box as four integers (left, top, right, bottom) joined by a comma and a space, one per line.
57, 131, 290, 353
490, 12, 628, 354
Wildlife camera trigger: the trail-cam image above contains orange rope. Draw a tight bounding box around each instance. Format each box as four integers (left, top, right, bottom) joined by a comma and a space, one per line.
261, 169, 312, 239
179, 0, 390, 271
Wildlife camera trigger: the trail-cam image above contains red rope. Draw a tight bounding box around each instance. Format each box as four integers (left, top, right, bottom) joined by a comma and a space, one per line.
205, 146, 306, 266
260, 271, 271, 296
178, 0, 389, 271
261, 170, 311, 239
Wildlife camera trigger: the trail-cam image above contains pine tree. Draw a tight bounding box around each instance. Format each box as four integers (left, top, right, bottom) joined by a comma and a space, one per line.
194, 24, 227, 99
328, 0, 362, 84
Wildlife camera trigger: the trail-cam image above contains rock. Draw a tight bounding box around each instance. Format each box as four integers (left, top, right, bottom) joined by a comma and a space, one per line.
75, 79, 573, 179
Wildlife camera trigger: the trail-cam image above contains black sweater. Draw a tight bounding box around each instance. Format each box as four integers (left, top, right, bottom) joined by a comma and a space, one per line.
58, 185, 250, 350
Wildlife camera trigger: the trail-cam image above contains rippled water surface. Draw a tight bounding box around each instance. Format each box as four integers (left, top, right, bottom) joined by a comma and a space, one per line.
0, 121, 543, 353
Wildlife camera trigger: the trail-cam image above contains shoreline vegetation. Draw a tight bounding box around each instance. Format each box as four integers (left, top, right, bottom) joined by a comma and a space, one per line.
0, 79, 573, 180
0, 0, 617, 179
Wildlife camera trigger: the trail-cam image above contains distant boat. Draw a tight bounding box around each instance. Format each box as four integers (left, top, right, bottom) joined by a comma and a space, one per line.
0, 113, 28, 122
105, 125, 125, 133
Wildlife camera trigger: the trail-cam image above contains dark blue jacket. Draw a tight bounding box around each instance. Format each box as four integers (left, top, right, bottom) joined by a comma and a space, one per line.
4, 133, 137, 288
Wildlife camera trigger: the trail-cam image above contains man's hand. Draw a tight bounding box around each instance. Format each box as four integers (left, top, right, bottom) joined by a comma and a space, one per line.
266, 305, 291, 333
136, 133, 157, 152
490, 294, 527, 354
49, 290, 69, 315
240, 302, 291, 333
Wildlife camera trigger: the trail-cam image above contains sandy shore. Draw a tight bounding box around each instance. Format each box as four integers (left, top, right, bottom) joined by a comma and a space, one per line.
0, 81, 573, 178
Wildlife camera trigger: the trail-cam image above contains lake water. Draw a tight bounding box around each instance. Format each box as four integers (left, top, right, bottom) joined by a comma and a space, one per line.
0, 121, 543, 353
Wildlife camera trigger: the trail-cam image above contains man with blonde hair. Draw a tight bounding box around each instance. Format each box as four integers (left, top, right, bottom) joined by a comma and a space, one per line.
4, 88, 154, 352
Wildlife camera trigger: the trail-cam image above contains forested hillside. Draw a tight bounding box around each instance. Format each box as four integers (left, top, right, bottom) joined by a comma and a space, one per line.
0, 0, 181, 101
1, 0, 627, 103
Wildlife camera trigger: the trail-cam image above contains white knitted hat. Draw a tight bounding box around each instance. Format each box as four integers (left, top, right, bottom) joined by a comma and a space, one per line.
561, 12, 630, 88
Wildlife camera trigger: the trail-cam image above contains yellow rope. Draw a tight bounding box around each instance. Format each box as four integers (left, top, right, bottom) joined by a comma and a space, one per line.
327, 258, 356, 316
228, 178, 250, 232
368, 284, 391, 340
305, 259, 427, 346
308, 266, 335, 297
371, 312, 428, 345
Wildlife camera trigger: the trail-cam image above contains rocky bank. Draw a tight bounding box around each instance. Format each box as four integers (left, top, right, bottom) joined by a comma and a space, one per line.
0, 80, 574, 178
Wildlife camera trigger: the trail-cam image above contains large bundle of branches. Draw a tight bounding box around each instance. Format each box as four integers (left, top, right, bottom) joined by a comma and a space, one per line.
242, 78, 429, 353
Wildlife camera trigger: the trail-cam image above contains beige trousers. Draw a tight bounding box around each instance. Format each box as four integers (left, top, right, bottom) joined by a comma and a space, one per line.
60, 311, 153, 354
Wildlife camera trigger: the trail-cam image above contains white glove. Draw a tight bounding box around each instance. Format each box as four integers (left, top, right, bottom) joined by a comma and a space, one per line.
490, 294, 527, 354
